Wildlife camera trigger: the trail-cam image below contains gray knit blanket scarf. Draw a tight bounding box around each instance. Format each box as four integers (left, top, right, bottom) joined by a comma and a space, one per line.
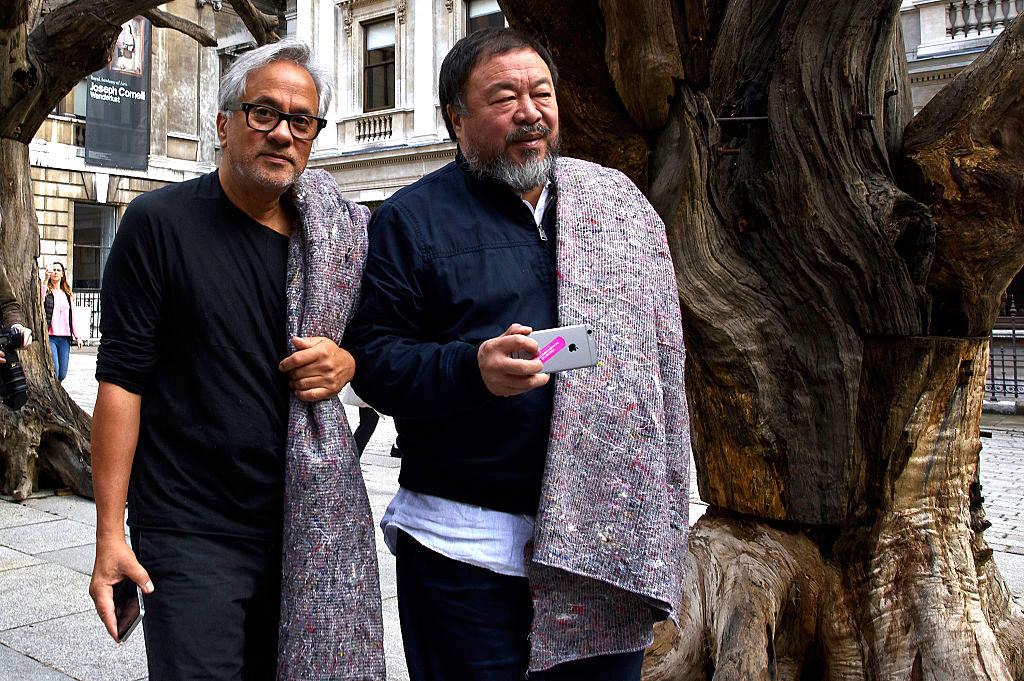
277, 170, 385, 680
526, 157, 691, 671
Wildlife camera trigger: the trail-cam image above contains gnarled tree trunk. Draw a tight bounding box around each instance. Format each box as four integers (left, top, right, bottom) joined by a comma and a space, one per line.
0, 0, 277, 500
500, 0, 1024, 678
0, 139, 92, 499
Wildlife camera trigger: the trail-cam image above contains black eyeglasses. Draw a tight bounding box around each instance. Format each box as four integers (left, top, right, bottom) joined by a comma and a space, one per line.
225, 102, 327, 141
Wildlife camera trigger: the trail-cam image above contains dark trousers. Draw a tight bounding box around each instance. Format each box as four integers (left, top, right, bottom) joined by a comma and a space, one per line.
353, 406, 379, 455
395, 531, 645, 681
130, 528, 281, 681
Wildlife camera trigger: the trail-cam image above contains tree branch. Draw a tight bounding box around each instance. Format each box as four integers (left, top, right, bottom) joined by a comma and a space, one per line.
901, 15, 1024, 336
1, 1, 173, 141
227, 0, 280, 46
597, 0, 685, 131
142, 8, 217, 48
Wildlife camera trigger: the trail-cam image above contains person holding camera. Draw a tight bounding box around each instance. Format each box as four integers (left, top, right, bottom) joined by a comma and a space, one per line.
0, 206, 34, 366
0, 270, 33, 365
43, 261, 79, 382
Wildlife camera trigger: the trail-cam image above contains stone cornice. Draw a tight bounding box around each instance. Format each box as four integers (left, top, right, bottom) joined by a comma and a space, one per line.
309, 143, 455, 172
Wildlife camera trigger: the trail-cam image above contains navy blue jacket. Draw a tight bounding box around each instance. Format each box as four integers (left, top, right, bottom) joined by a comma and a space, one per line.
345, 156, 558, 514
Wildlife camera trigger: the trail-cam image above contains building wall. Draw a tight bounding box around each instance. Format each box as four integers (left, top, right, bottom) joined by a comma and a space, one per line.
900, 0, 1021, 112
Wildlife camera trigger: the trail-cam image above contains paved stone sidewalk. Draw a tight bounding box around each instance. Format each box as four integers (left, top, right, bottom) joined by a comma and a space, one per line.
0, 347, 1020, 679
977, 414, 1024, 590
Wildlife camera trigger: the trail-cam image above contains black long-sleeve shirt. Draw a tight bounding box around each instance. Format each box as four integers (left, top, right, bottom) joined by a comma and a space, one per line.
96, 172, 290, 539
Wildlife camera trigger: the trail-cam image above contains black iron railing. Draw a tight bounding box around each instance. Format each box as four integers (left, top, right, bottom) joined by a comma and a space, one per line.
988, 296, 1021, 400
75, 289, 101, 343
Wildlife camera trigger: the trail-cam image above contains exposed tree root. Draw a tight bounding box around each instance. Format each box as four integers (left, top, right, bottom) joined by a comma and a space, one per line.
644, 507, 1023, 681
644, 339, 1024, 680
0, 391, 92, 500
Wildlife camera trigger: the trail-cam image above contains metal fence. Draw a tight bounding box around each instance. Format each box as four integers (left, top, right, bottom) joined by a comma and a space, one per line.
75, 289, 101, 343
988, 296, 1021, 400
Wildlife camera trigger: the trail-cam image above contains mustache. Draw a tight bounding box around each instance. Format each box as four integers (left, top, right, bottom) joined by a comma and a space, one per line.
506, 123, 551, 143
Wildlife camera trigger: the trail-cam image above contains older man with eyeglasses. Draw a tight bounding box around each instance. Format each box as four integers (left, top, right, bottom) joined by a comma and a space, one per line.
89, 39, 384, 681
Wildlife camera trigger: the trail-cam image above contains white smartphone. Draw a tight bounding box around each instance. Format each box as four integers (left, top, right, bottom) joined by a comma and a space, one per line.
511, 324, 597, 373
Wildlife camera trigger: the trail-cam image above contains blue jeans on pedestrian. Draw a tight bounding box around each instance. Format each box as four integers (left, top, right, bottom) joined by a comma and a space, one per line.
395, 530, 646, 681
49, 336, 71, 382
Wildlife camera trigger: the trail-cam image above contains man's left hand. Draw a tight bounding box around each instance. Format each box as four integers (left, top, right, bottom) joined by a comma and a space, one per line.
279, 336, 354, 402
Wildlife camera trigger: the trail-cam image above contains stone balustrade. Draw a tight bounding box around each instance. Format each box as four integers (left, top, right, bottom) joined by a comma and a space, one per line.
947, 0, 1022, 37
355, 112, 394, 143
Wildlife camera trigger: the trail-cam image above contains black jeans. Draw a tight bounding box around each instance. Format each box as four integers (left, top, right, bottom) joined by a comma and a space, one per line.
130, 528, 281, 681
395, 531, 645, 681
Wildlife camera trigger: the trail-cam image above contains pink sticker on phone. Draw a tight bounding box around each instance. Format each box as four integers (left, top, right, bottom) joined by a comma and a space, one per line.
537, 336, 566, 363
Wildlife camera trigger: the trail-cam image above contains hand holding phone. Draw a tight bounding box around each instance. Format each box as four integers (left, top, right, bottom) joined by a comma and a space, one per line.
478, 323, 551, 397
112, 577, 145, 643
511, 324, 598, 373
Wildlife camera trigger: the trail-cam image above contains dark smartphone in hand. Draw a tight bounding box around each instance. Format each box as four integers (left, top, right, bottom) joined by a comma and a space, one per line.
112, 578, 145, 643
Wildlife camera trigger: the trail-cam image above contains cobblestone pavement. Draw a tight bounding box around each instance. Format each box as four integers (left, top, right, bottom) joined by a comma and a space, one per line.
978, 415, 1024, 561
0, 347, 1019, 680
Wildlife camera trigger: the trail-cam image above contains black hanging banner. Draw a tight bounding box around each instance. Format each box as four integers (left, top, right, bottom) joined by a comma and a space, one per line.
85, 17, 151, 170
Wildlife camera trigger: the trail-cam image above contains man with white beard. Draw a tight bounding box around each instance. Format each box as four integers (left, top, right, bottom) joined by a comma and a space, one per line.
346, 27, 691, 681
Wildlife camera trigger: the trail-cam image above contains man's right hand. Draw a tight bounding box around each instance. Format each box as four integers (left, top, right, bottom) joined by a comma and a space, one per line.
477, 323, 550, 397
89, 536, 154, 642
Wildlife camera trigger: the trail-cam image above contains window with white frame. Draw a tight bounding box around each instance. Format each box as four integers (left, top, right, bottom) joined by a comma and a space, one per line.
467, 0, 504, 33
363, 18, 395, 112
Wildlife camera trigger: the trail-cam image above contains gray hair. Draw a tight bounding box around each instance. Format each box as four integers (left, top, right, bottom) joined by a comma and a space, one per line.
218, 39, 333, 116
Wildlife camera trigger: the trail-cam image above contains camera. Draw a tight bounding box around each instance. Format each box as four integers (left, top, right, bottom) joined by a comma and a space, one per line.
0, 326, 28, 410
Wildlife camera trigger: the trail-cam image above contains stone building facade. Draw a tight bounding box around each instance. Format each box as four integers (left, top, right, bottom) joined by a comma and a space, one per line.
288, 0, 504, 206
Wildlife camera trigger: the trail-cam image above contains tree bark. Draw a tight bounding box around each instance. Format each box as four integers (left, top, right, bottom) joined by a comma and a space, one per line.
0, 139, 92, 500
500, 0, 1024, 678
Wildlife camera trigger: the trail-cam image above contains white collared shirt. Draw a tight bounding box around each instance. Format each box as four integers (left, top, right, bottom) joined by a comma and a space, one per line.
380, 489, 535, 577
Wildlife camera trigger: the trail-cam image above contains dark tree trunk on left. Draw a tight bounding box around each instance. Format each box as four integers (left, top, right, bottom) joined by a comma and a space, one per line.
0, 0, 278, 499
0, 138, 93, 499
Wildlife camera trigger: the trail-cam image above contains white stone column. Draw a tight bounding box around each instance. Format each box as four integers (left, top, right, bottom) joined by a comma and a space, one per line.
915, 0, 950, 43
305, 0, 340, 153
295, 0, 314, 49
197, 3, 219, 169
411, 0, 437, 140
